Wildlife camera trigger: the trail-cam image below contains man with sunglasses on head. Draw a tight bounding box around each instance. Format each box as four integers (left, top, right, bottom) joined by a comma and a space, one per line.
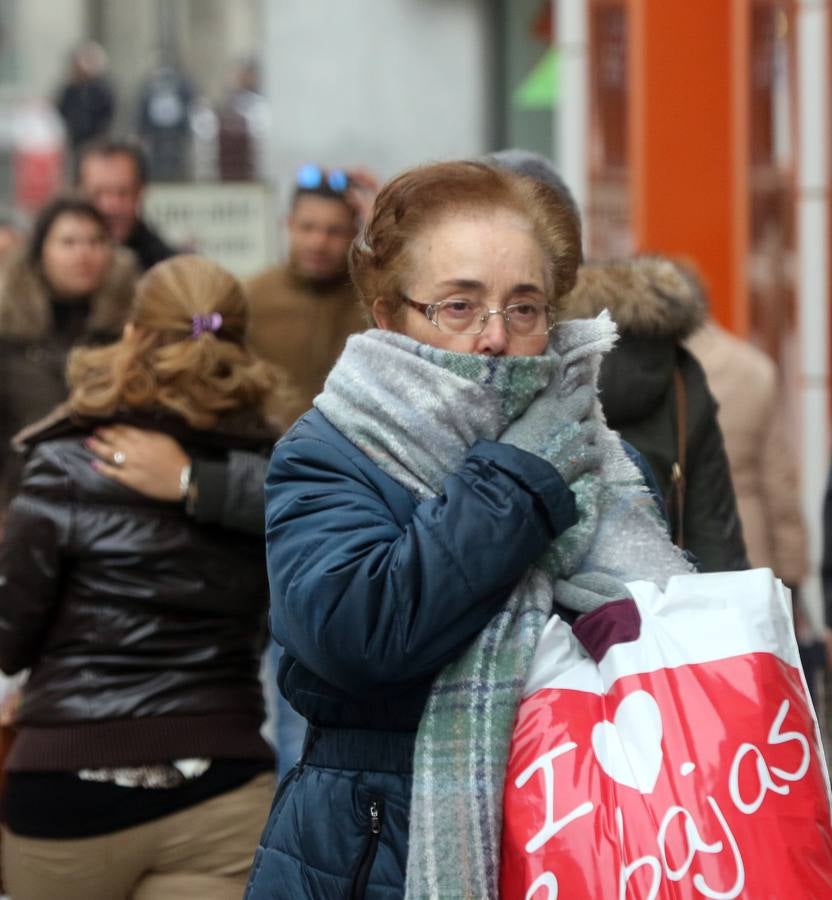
244, 164, 373, 424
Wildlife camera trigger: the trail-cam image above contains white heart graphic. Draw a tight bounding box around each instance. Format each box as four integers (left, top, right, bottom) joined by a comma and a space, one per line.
591, 690, 663, 794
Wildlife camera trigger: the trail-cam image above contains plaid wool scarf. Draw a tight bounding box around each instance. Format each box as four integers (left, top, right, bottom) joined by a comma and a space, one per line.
315, 315, 692, 898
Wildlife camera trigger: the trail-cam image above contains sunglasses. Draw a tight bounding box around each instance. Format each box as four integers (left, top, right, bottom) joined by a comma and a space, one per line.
295, 163, 350, 193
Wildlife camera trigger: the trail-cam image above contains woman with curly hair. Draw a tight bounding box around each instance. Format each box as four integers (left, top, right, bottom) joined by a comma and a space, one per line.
0, 255, 279, 900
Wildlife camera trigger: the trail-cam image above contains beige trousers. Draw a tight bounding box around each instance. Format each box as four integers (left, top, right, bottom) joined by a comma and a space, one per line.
2, 771, 274, 900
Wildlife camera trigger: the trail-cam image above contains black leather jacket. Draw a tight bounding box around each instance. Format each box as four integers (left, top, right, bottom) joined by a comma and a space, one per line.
0, 409, 275, 727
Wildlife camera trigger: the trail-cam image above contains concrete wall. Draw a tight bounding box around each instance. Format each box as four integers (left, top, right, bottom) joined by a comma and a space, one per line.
261, 0, 493, 211
12, 0, 87, 99
0, 0, 493, 213
96, 2, 161, 134
181, 0, 260, 104
0, 0, 259, 127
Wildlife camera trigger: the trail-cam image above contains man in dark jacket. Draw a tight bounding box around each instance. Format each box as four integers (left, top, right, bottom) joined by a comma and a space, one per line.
77, 139, 176, 272
55, 42, 115, 152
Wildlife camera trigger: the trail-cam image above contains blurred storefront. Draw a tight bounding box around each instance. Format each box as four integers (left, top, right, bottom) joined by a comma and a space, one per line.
579, 0, 800, 361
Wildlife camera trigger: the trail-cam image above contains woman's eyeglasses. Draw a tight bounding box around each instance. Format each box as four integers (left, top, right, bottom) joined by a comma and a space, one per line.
402, 296, 555, 336
296, 163, 350, 193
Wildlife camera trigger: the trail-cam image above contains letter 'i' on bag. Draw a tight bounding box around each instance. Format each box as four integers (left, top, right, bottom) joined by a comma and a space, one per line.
500, 569, 832, 899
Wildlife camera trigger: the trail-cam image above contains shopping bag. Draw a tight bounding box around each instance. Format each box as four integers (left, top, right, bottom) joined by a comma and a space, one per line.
500, 569, 832, 899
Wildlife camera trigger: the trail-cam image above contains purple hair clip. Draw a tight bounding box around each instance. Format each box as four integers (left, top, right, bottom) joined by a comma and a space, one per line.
191, 312, 223, 338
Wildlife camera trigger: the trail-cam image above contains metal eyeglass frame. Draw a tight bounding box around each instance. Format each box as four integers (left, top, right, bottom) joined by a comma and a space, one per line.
401, 295, 555, 336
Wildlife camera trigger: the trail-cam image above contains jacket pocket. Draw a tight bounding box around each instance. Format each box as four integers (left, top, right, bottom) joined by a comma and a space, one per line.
349, 795, 384, 899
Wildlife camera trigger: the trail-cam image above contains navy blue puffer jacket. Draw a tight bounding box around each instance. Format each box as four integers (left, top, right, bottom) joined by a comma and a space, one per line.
245, 409, 578, 899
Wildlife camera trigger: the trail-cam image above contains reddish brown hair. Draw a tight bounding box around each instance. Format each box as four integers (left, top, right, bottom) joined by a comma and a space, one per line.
349, 160, 582, 319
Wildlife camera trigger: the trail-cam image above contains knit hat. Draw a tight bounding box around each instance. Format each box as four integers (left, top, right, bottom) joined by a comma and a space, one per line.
486, 148, 580, 223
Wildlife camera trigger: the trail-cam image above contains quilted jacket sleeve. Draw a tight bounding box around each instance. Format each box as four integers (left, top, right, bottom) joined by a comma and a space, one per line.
0, 446, 71, 674
266, 433, 576, 694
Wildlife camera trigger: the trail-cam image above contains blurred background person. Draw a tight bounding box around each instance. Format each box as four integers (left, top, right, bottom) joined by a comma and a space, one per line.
81, 385, 296, 777
137, 62, 195, 182
687, 312, 807, 585
244, 164, 373, 773
54, 41, 115, 157
244, 163, 369, 425
77, 138, 177, 272
687, 307, 821, 690
216, 58, 269, 182
562, 256, 748, 572
0, 195, 137, 518
0, 255, 276, 900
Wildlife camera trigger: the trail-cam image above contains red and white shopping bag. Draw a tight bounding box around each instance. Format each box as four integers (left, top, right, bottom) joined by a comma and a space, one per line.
500, 569, 832, 899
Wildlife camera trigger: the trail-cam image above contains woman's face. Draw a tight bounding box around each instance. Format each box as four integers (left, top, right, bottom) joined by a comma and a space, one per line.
374, 207, 551, 357
40, 213, 112, 298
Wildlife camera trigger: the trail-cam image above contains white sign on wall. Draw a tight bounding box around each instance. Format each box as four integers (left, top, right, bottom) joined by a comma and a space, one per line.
143, 182, 275, 279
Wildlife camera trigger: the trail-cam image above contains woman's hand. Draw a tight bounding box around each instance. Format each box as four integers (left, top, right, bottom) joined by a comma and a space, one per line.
0, 688, 20, 726
345, 167, 381, 225
502, 413, 602, 485
86, 426, 191, 501
550, 421, 602, 484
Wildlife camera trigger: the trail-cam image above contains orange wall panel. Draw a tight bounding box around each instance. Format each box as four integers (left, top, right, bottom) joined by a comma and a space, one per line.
628, 0, 749, 333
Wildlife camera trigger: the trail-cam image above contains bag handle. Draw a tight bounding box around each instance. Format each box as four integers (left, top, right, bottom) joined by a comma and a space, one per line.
670, 367, 687, 549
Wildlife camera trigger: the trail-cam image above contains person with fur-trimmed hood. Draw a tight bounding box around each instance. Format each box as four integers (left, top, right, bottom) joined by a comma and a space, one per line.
563, 256, 748, 571
0, 196, 137, 515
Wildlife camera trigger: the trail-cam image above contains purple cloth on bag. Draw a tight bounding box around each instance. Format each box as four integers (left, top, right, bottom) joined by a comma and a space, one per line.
572, 597, 642, 662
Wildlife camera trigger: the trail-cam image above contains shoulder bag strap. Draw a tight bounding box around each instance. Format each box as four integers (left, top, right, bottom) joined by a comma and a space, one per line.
671, 367, 688, 549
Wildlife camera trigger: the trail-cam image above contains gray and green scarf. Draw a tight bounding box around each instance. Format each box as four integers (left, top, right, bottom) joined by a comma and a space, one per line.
316, 313, 692, 898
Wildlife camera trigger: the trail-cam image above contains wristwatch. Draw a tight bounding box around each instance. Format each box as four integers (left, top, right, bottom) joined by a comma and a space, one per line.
179, 463, 199, 515
178, 463, 192, 499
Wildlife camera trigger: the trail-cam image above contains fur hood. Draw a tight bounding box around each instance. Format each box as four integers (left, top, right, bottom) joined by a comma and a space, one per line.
561, 255, 706, 340
0, 245, 138, 342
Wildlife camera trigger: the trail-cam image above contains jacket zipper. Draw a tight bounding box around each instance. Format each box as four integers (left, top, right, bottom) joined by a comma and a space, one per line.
350, 797, 383, 899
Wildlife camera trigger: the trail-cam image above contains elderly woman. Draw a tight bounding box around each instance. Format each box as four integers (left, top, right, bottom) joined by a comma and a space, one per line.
0, 195, 137, 514
245, 162, 691, 899
0, 256, 278, 900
